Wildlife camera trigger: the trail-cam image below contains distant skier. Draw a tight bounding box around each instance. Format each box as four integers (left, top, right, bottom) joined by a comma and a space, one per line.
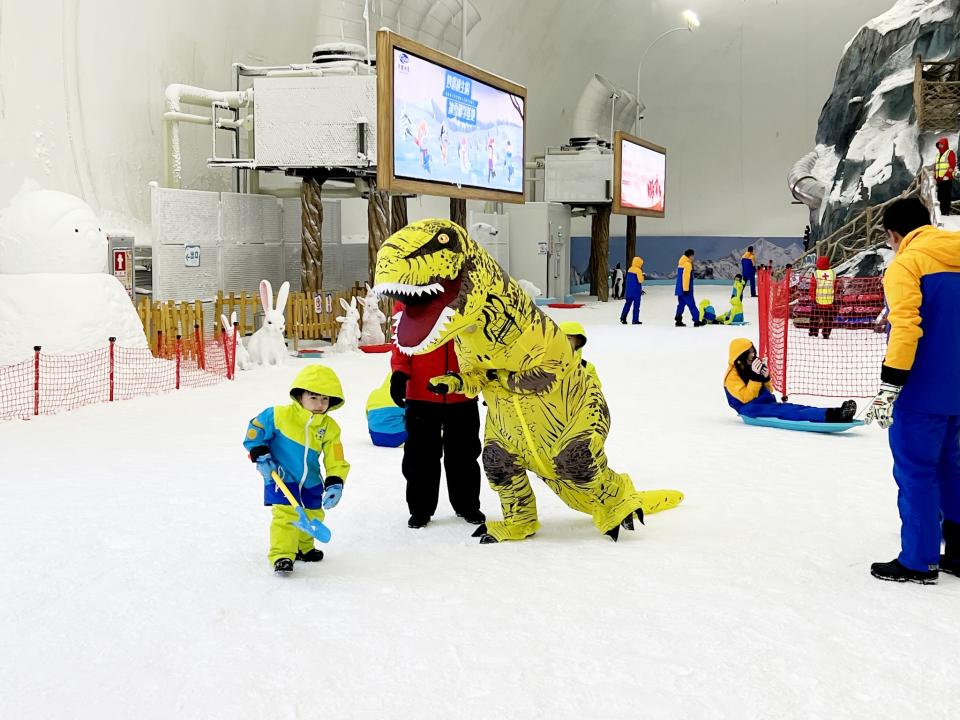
486, 137, 496, 182
243, 366, 350, 574
504, 139, 514, 182
724, 339, 856, 423
741, 246, 757, 297
459, 136, 470, 174
439, 123, 449, 166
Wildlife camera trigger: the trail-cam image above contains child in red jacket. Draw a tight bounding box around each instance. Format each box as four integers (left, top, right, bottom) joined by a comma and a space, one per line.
390, 322, 484, 529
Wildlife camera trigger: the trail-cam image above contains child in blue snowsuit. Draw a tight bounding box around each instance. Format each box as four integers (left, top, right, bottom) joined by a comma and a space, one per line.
724, 338, 856, 423
619, 256, 644, 324
243, 365, 350, 574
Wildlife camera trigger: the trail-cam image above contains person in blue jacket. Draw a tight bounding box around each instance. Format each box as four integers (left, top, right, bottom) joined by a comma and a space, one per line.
724, 338, 856, 422
619, 256, 644, 325
675, 249, 701, 327
741, 246, 757, 297
865, 197, 960, 584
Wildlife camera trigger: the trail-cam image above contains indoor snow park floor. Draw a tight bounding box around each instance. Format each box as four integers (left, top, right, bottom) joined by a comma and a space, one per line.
2, 286, 957, 719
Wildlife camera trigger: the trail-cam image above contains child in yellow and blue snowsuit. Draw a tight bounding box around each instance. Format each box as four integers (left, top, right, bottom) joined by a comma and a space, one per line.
724, 338, 856, 423
717, 275, 746, 324
366, 372, 407, 447
243, 365, 350, 573
865, 198, 960, 584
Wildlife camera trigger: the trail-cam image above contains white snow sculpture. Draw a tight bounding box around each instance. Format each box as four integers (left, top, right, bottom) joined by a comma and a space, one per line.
333, 296, 361, 353
0, 181, 147, 365
0, 180, 107, 274
247, 280, 289, 366
220, 312, 252, 371
359, 283, 387, 345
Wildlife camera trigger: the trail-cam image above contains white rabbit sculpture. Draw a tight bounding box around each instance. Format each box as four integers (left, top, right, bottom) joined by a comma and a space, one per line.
246, 279, 290, 366
220, 311, 252, 371
333, 296, 361, 353
359, 283, 387, 345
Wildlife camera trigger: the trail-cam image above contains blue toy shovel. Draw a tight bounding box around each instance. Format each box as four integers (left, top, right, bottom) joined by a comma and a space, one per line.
271, 471, 332, 543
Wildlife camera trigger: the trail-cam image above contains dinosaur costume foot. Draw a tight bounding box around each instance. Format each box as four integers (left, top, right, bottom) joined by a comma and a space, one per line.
637, 490, 684, 515
597, 491, 683, 534
471, 523, 488, 538
479, 519, 540, 544
620, 507, 644, 531
605, 526, 620, 542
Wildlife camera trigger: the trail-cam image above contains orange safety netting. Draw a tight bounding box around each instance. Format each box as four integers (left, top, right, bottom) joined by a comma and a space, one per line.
758, 269, 887, 399
0, 334, 235, 421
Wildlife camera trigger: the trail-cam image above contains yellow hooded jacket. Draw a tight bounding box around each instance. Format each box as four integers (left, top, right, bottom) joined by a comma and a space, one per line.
675, 255, 694, 295
883, 225, 960, 414
243, 365, 350, 508
723, 338, 774, 411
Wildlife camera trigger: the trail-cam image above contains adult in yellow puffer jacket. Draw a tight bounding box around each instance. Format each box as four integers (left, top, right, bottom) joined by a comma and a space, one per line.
619, 256, 645, 325
866, 197, 960, 584
674, 249, 701, 327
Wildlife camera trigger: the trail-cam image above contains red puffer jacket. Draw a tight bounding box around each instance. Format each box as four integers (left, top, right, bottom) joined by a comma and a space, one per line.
391, 340, 471, 404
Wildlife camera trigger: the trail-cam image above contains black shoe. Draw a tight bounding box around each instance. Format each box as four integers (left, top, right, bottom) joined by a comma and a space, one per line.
457, 510, 486, 525
296, 548, 324, 562
822, 330, 832, 339
675, 317, 686, 327
273, 558, 294, 574
809, 329, 818, 337
693, 321, 704, 327
408, 514, 431, 529
839, 400, 856, 422
941, 556, 960, 577
620, 317, 627, 325
870, 558, 938, 584
632, 321, 642, 325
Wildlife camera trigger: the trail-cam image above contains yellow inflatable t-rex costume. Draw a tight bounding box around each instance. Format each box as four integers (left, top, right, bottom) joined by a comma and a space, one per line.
374, 219, 683, 542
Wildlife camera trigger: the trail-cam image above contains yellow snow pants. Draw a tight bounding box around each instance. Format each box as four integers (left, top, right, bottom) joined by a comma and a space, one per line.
269, 505, 326, 563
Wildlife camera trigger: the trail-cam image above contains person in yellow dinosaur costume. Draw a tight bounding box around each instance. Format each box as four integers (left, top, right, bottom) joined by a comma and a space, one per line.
373, 219, 683, 543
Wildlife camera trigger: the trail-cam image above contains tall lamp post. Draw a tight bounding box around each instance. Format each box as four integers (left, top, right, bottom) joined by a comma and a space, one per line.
634, 9, 700, 136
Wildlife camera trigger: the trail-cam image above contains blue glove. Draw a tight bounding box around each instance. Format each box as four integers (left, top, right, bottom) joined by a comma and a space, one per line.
322, 478, 343, 509
255, 453, 279, 485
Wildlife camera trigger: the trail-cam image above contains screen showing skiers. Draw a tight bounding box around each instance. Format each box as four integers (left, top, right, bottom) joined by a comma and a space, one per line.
619, 138, 665, 214
392, 48, 524, 194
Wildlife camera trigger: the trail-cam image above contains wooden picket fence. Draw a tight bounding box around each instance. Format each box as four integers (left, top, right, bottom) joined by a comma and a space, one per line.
137, 283, 396, 357
136, 297, 210, 361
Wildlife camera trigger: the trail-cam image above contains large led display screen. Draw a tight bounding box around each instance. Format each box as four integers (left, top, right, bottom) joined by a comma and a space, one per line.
377, 31, 526, 203
613, 131, 666, 218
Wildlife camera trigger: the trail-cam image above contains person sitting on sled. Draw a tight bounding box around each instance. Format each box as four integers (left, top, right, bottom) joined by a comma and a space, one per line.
717, 276, 746, 324
699, 298, 719, 324
724, 338, 856, 423
243, 365, 350, 574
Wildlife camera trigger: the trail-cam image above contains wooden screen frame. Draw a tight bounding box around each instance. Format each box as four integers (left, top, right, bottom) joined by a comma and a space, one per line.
376, 29, 527, 204
612, 130, 666, 218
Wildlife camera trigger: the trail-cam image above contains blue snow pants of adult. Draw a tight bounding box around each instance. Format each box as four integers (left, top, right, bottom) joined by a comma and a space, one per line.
888, 407, 960, 571
747, 274, 756, 296
738, 394, 826, 422
621, 297, 640, 323
675, 293, 700, 323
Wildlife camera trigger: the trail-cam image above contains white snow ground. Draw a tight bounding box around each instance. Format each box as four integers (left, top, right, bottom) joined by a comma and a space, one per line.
2, 286, 957, 720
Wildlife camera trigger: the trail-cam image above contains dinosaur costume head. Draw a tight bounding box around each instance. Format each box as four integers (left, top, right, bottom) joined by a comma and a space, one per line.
373, 218, 503, 355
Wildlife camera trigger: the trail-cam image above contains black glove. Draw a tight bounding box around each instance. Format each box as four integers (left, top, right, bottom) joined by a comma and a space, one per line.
389, 371, 409, 408
427, 373, 463, 395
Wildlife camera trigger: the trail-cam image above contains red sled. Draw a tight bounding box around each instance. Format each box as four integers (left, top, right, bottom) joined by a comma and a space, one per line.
360, 343, 394, 353
547, 303, 585, 309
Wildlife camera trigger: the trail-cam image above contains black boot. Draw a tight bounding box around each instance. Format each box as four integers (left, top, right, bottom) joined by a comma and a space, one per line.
296, 548, 324, 562
942, 519, 960, 576
273, 557, 294, 574
407, 514, 431, 529
674, 315, 686, 327
457, 509, 486, 525
870, 558, 938, 584
825, 400, 857, 423
620, 317, 627, 325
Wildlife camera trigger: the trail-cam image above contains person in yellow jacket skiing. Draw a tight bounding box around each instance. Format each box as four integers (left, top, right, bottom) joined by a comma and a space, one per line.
243, 365, 350, 574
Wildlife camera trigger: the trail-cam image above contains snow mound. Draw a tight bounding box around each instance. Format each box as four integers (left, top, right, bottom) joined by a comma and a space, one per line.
0, 274, 147, 365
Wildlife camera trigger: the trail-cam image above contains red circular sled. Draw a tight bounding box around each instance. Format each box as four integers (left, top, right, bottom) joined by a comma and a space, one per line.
360, 343, 394, 353
546, 303, 585, 309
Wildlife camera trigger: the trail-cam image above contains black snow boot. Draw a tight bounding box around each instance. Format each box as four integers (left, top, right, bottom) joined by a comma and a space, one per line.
825, 400, 857, 423
273, 558, 294, 574
296, 548, 324, 562
620, 317, 627, 325
408, 514, 431, 529
870, 558, 938, 585
941, 519, 960, 577
674, 316, 686, 327
457, 509, 486, 525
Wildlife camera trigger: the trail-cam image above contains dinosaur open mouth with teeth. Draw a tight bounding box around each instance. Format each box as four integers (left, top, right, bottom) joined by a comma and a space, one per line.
374, 275, 463, 354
